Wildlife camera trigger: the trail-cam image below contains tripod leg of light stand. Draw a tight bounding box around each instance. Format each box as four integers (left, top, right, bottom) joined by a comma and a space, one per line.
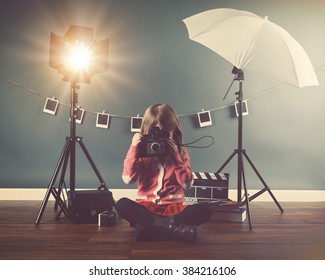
54, 181, 68, 221
217, 149, 253, 228
242, 151, 284, 213
240, 159, 253, 229
54, 153, 70, 220
54, 145, 70, 211
35, 138, 71, 225
217, 151, 238, 173
77, 137, 108, 189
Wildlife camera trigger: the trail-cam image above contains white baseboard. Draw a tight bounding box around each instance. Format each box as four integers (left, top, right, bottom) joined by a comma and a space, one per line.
0, 188, 324, 202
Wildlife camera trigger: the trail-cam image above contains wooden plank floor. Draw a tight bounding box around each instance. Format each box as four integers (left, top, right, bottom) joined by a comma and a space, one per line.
0, 201, 325, 260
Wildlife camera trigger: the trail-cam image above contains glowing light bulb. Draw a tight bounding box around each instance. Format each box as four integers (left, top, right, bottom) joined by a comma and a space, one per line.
64, 41, 94, 72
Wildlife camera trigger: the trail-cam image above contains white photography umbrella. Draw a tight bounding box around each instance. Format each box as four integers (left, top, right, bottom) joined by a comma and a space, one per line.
183, 8, 319, 88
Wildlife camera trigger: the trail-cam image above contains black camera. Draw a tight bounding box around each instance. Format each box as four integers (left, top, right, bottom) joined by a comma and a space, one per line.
139, 126, 168, 157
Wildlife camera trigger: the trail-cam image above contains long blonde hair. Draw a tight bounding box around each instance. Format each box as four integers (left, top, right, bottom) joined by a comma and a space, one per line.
141, 103, 186, 159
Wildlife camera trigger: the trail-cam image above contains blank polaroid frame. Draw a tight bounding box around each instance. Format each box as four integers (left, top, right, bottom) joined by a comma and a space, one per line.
75, 108, 85, 124
96, 112, 110, 129
131, 117, 143, 132
234, 100, 249, 117
198, 111, 212, 127
43, 98, 59, 115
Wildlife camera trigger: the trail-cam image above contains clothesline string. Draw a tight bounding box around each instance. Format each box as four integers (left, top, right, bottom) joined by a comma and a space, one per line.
2, 64, 324, 120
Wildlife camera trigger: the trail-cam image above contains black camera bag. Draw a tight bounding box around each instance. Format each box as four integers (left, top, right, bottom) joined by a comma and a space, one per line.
68, 188, 115, 224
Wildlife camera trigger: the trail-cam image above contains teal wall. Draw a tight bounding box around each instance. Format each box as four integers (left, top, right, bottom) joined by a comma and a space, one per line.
0, 0, 324, 190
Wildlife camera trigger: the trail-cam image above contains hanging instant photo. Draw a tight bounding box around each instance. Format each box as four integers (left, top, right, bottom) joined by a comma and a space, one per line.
234, 100, 249, 117
43, 97, 59, 115
75, 107, 85, 124
96, 112, 110, 129
131, 116, 143, 132
198, 110, 212, 127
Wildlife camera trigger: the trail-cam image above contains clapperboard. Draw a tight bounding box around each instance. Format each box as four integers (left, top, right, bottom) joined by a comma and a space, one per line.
184, 172, 229, 204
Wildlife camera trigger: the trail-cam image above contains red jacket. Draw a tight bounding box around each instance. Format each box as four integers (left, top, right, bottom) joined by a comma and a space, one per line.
122, 145, 194, 205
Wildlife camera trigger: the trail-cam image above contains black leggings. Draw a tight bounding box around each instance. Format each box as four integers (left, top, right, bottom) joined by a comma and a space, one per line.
115, 197, 213, 227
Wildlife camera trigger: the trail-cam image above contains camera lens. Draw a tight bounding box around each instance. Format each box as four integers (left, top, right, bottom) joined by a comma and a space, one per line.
151, 142, 161, 152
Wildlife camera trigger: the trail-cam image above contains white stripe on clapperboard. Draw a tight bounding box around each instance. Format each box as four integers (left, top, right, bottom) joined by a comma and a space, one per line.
199, 172, 207, 180
193, 172, 227, 181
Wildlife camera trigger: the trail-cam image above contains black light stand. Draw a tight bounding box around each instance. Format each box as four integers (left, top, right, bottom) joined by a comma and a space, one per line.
218, 67, 284, 229
35, 81, 109, 225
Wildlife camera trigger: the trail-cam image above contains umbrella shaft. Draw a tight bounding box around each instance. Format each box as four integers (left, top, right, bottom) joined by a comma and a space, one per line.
236, 81, 243, 150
